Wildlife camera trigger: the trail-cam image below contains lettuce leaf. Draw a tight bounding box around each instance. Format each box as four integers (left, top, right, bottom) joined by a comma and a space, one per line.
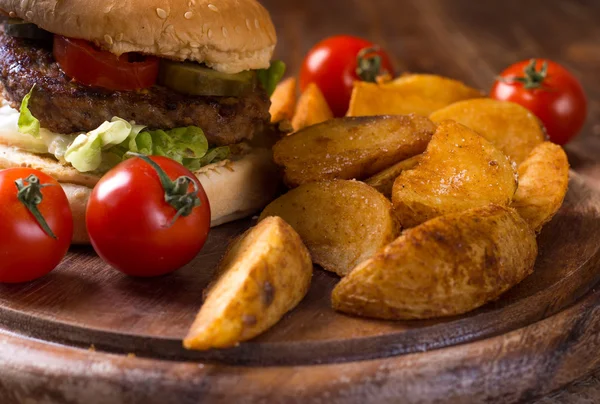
17, 86, 41, 138
257, 61, 286, 96
16, 92, 230, 172
64, 118, 146, 172
131, 126, 209, 163
200, 146, 230, 166
184, 146, 231, 171
100, 125, 230, 172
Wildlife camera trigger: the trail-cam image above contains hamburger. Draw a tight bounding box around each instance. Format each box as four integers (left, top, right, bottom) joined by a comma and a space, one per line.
0, 0, 282, 243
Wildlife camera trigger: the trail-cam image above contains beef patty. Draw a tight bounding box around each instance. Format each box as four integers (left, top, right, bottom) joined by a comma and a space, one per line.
0, 32, 270, 146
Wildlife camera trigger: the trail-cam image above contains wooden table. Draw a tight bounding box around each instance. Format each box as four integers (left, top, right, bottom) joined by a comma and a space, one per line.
262, 0, 600, 401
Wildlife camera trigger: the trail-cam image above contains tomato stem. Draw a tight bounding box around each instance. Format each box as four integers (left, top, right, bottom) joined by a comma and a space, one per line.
356, 46, 384, 83
500, 59, 548, 90
129, 153, 201, 227
14, 174, 57, 239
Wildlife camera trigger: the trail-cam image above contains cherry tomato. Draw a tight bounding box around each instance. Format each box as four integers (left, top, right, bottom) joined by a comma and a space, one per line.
53, 35, 159, 91
0, 168, 73, 283
300, 35, 395, 117
491, 59, 587, 145
86, 155, 211, 277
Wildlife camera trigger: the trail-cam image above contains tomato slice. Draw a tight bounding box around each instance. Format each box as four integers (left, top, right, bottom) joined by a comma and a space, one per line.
53, 35, 159, 91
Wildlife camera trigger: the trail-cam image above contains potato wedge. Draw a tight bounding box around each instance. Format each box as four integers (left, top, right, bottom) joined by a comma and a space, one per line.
347, 74, 483, 117
429, 98, 545, 164
392, 120, 517, 228
273, 115, 436, 187
332, 204, 537, 320
291, 83, 333, 131
259, 180, 398, 276
511, 142, 569, 232
269, 77, 297, 124
364, 155, 421, 198
183, 217, 312, 350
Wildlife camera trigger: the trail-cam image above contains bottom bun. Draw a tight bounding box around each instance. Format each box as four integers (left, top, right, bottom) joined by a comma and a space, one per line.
60, 183, 93, 244
195, 148, 279, 227
0, 145, 279, 245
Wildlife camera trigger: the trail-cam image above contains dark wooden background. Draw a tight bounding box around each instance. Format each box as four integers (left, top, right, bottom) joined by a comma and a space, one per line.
260, 0, 600, 402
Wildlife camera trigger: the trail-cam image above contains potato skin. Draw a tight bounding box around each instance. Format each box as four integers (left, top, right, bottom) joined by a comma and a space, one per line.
392, 120, 517, 228
364, 155, 421, 198
269, 77, 297, 124
511, 142, 569, 232
332, 204, 537, 320
430, 98, 545, 164
259, 180, 399, 276
273, 115, 436, 187
347, 74, 484, 117
291, 83, 333, 131
183, 217, 312, 350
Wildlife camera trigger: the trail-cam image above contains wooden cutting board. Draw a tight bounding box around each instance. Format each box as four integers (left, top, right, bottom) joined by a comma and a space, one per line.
0, 170, 600, 403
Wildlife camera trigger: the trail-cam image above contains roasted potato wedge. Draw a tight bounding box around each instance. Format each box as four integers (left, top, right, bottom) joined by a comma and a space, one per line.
291, 83, 333, 131
269, 77, 297, 124
392, 120, 516, 228
364, 155, 421, 198
273, 115, 436, 187
429, 98, 545, 164
347, 74, 483, 117
183, 217, 312, 350
332, 204, 537, 320
511, 142, 569, 232
259, 180, 398, 276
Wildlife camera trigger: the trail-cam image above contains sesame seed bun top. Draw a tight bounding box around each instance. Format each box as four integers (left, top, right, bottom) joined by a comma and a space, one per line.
0, 0, 277, 74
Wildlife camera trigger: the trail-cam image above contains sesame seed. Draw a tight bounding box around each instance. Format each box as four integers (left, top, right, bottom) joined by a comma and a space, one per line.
104, 34, 113, 45
254, 19, 260, 28
222, 27, 228, 37
208, 4, 219, 12
116, 33, 124, 41
190, 41, 200, 48
202, 23, 209, 32
207, 28, 213, 38
8, 11, 16, 17
246, 18, 252, 30
25, 11, 33, 19
166, 24, 175, 32
156, 8, 167, 19
184, 11, 193, 19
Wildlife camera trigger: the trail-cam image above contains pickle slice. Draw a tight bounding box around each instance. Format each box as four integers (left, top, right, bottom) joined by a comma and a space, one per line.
4, 19, 52, 41
158, 60, 256, 97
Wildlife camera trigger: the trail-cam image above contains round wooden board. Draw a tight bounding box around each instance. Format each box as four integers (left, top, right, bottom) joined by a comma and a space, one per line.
1, 171, 600, 403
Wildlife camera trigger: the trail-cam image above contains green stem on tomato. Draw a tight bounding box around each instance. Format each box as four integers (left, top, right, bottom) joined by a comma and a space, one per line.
14, 174, 56, 239
500, 58, 548, 90
128, 153, 201, 227
356, 46, 383, 83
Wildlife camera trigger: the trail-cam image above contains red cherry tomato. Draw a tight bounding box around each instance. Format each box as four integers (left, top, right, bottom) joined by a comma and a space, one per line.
53, 35, 159, 91
86, 155, 210, 277
0, 168, 73, 283
491, 59, 587, 145
300, 35, 395, 117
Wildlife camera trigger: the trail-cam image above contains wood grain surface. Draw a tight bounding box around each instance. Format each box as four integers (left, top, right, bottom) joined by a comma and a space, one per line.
1, 0, 600, 403
0, 173, 598, 366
